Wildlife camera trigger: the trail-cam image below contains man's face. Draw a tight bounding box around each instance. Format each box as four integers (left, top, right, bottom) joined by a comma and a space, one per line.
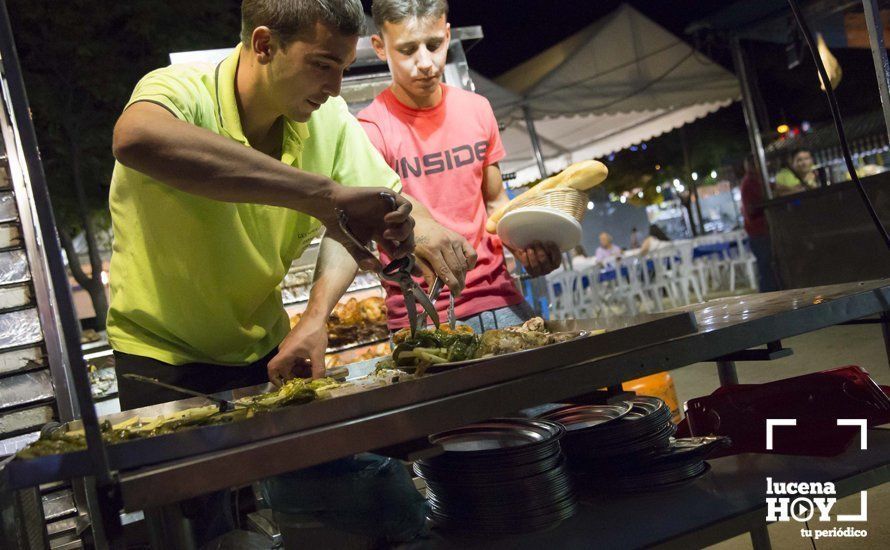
266, 22, 357, 122
599, 233, 611, 248
792, 151, 814, 176
374, 15, 450, 100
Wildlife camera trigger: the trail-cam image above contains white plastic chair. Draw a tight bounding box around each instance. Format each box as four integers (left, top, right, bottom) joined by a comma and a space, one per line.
728, 232, 758, 292
578, 266, 611, 319
672, 240, 704, 305
546, 270, 584, 320
642, 246, 678, 311
614, 257, 657, 314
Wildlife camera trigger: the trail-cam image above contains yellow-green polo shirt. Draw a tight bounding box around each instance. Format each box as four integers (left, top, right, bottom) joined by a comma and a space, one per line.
107, 45, 400, 366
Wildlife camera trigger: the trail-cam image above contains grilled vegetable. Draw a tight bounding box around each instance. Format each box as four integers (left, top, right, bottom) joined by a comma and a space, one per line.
390, 326, 480, 371
383, 317, 589, 373
17, 377, 342, 460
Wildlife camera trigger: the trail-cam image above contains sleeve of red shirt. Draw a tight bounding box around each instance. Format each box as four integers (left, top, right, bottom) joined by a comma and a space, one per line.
479, 97, 506, 167
357, 117, 388, 160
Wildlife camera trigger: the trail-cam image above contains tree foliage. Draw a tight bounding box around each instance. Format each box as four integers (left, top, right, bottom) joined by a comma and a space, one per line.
602, 106, 749, 197
7, 0, 240, 326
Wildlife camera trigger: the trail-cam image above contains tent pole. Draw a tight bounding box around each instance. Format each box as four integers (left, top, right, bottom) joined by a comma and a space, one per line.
691, 182, 705, 234
523, 105, 548, 178
862, 0, 890, 143
731, 37, 772, 200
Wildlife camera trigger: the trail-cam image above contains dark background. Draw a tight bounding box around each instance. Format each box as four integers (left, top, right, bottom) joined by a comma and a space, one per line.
5, 1, 884, 219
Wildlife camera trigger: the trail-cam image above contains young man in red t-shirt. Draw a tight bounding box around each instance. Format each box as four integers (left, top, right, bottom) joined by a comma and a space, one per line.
359, 0, 562, 332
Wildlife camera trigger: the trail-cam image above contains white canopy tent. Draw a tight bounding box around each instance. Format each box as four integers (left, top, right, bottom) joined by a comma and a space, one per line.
475, 4, 741, 185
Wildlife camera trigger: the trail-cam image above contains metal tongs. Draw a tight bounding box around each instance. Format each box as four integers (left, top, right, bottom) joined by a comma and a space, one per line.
415, 276, 457, 332
380, 256, 441, 336
335, 194, 439, 337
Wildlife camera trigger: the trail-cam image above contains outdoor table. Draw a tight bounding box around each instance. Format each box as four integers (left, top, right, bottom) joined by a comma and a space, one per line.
693, 241, 736, 259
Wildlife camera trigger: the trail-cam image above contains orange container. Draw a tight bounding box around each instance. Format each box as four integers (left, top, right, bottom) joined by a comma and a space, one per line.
623, 371, 681, 423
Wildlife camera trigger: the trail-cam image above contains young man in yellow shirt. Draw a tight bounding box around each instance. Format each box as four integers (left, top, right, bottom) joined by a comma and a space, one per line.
108, 0, 447, 544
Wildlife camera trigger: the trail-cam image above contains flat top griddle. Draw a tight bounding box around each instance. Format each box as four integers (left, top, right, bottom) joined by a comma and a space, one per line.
3, 279, 887, 511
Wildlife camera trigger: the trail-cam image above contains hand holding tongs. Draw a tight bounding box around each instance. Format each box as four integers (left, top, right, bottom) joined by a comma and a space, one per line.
335, 194, 438, 337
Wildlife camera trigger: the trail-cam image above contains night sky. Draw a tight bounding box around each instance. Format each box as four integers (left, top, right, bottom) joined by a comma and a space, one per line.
361, 0, 733, 77
362, 0, 882, 130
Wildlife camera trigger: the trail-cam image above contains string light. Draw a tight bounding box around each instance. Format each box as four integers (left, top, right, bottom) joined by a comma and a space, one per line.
691, 172, 699, 181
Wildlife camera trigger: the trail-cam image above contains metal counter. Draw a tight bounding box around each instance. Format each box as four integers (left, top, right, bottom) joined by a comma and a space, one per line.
763, 172, 890, 288
109, 279, 889, 510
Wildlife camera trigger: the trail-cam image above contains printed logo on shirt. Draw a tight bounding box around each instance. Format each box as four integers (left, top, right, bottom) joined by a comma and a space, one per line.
394, 141, 489, 178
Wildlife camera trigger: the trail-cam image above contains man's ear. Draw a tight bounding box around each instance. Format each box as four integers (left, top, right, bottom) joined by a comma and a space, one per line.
251, 26, 275, 64
370, 33, 387, 62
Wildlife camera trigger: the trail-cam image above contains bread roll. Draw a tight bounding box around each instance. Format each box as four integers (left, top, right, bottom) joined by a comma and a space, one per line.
486, 160, 608, 232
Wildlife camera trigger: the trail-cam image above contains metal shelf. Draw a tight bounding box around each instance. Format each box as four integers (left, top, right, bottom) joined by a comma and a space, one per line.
326, 335, 388, 354
282, 279, 382, 307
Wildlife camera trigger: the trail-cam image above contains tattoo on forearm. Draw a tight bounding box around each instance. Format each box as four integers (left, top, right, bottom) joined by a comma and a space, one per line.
416, 235, 430, 245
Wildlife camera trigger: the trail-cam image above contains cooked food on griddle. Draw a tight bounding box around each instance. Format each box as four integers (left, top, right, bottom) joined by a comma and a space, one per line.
381, 317, 584, 374
358, 296, 386, 324
390, 325, 479, 367
17, 377, 341, 460
323, 296, 390, 347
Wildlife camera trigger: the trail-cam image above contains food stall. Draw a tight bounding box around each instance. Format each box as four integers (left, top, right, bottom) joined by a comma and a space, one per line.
2, 6, 890, 550
687, 0, 890, 288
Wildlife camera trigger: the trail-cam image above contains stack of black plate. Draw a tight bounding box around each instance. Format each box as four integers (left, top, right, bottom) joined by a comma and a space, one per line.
538, 396, 721, 491
415, 418, 576, 534
597, 436, 731, 492
541, 396, 674, 464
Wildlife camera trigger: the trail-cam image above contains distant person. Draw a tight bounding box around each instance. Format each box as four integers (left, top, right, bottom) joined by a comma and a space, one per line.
630, 227, 641, 249
594, 232, 622, 263
740, 154, 779, 292
570, 244, 588, 260
640, 224, 671, 255
567, 244, 590, 270
775, 149, 818, 196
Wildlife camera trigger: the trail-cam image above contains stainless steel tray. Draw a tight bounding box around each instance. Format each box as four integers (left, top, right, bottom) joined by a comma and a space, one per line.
0, 311, 699, 491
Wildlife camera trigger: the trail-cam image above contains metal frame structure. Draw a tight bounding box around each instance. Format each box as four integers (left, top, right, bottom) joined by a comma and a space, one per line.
862, 0, 890, 144
0, 1, 117, 546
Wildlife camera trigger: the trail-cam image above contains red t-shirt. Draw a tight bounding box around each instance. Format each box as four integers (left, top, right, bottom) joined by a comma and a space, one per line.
358, 85, 524, 330
740, 172, 768, 237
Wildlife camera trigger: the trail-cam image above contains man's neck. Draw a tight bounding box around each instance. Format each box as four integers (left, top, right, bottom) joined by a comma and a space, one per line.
235, 50, 281, 152
390, 81, 443, 110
